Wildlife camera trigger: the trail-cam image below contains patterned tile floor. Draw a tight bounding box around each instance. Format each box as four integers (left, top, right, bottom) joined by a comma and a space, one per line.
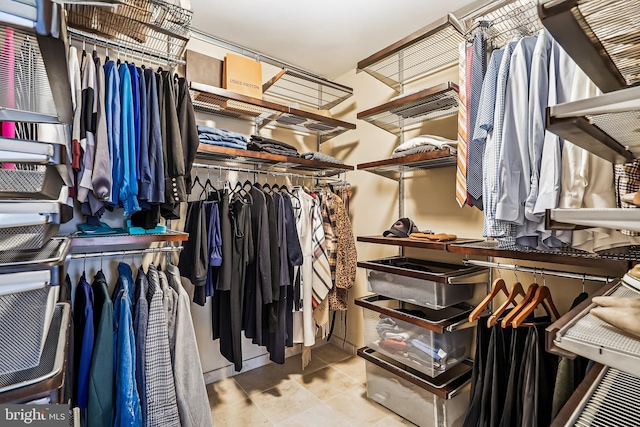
207, 344, 416, 426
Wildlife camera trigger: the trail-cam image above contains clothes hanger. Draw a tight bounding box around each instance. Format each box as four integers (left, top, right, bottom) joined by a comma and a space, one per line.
510, 272, 561, 328
191, 174, 205, 197
500, 282, 539, 328
487, 281, 525, 327
487, 266, 524, 327
469, 275, 509, 322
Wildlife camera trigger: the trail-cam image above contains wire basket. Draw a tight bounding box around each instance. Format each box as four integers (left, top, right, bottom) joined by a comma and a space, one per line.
0, 282, 57, 375
66, 0, 192, 63
0, 25, 58, 122
0, 165, 64, 200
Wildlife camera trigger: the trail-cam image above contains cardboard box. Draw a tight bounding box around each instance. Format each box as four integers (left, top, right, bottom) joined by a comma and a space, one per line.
223, 53, 263, 99
185, 50, 223, 88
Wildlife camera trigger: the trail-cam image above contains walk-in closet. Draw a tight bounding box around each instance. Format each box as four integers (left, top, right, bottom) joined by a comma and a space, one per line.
1, 0, 639, 426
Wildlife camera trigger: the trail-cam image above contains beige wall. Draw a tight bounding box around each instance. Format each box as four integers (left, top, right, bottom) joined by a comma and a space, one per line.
325, 64, 629, 348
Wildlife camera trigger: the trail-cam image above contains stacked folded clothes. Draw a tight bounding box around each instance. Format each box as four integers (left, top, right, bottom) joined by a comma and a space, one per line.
197, 125, 248, 150
391, 135, 457, 158
248, 135, 300, 157
301, 151, 344, 164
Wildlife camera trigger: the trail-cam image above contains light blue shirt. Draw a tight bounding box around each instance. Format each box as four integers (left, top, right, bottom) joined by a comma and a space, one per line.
483, 41, 518, 239
495, 36, 538, 226
534, 38, 577, 248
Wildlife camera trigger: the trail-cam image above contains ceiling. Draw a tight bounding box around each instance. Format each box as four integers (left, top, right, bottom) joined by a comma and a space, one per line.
190, 0, 477, 79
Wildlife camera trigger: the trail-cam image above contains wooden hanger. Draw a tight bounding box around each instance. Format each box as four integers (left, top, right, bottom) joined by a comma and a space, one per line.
500, 282, 539, 328
487, 281, 525, 327
469, 278, 509, 322
510, 285, 561, 328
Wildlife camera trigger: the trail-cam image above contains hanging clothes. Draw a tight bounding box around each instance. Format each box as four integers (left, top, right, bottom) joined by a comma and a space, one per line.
179, 200, 209, 305
87, 271, 114, 427
118, 63, 140, 215
74, 274, 94, 412
145, 264, 180, 427
133, 267, 149, 427
112, 264, 142, 427
166, 264, 213, 427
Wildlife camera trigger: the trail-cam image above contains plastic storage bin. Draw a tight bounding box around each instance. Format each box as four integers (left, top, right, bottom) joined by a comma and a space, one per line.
360, 257, 487, 310
359, 347, 471, 427
356, 294, 474, 377
0, 270, 59, 375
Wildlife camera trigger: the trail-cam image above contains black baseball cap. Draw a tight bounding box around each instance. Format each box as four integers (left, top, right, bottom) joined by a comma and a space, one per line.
383, 218, 419, 238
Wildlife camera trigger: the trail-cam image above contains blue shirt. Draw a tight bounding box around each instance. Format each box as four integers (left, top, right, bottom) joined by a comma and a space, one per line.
104, 61, 121, 206
118, 64, 140, 215
113, 265, 142, 427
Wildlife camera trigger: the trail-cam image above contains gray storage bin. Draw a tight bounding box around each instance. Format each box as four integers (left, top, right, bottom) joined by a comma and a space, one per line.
360, 347, 471, 427
361, 257, 487, 310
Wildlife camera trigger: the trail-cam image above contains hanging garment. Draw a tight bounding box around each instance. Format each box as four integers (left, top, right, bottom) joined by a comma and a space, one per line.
614, 160, 640, 236
205, 201, 222, 298
68, 46, 82, 198
136, 67, 149, 206
166, 264, 213, 427
268, 192, 288, 364
74, 274, 94, 410
128, 64, 141, 181
462, 315, 491, 427
179, 200, 209, 305
455, 41, 469, 207
293, 189, 316, 367
264, 191, 281, 334
467, 32, 487, 209
92, 56, 111, 204
78, 53, 97, 204
282, 192, 303, 350
144, 67, 165, 205
314, 194, 334, 323
158, 71, 186, 219
483, 40, 518, 242
498, 327, 528, 427
133, 267, 149, 426
104, 60, 121, 206
330, 192, 357, 311
112, 266, 142, 427
118, 63, 140, 215
87, 271, 114, 427
243, 185, 272, 346
176, 77, 199, 194
223, 197, 254, 370
145, 264, 180, 427
159, 270, 179, 351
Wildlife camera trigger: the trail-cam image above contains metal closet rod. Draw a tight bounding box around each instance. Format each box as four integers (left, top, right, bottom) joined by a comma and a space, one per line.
67, 28, 186, 66
463, 259, 613, 283
191, 163, 345, 182
70, 246, 183, 259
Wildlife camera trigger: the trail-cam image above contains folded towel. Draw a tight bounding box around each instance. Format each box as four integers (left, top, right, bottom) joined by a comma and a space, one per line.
301, 152, 344, 164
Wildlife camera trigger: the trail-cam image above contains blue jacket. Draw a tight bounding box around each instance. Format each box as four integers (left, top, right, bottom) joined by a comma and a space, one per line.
104, 61, 121, 206
113, 264, 142, 427
118, 64, 140, 215
74, 274, 94, 410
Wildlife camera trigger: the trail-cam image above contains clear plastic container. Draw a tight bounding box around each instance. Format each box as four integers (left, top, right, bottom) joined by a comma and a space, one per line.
359, 296, 473, 377
363, 351, 470, 427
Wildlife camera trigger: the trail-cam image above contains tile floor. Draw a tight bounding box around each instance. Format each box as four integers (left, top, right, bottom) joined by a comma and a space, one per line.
207, 344, 416, 426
